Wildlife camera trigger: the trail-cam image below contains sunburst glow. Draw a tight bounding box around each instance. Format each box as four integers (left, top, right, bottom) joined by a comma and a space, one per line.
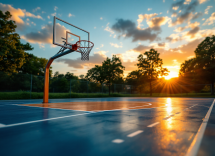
164, 71, 178, 80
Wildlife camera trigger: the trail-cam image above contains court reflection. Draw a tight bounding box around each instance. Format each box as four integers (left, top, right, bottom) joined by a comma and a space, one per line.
43, 103, 49, 120
22, 101, 166, 112
165, 98, 173, 129
151, 98, 186, 155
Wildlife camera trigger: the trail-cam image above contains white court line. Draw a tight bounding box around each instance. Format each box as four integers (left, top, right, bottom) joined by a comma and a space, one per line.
14, 104, 92, 112
127, 130, 143, 137
185, 99, 215, 156
112, 139, 124, 143
147, 122, 160, 127
0, 112, 91, 129
0, 123, 6, 128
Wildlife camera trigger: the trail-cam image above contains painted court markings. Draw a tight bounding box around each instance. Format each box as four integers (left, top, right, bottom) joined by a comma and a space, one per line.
0, 123, 6, 128
0, 112, 91, 128
185, 99, 215, 156
147, 122, 160, 127
112, 139, 124, 144
127, 130, 143, 137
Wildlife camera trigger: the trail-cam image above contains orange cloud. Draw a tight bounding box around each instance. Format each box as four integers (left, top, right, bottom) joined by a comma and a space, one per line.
203, 12, 215, 25
0, 3, 43, 29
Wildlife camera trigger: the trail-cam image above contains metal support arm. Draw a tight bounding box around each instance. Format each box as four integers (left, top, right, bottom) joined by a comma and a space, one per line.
43, 49, 74, 103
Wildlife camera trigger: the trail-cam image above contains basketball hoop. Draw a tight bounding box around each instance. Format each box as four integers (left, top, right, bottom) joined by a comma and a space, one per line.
76, 40, 94, 61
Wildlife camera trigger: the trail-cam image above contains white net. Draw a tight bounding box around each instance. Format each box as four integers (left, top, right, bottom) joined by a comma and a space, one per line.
77, 40, 94, 61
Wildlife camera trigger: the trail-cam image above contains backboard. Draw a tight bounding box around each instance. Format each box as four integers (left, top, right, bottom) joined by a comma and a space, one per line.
53, 16, 90, 50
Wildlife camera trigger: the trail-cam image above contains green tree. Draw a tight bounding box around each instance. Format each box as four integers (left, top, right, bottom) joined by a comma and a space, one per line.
137, 49, 169, 96
101, 55, 125, 95
65, 72, 78, 80
18, 53, 52, 76
0, 11, 33, 73
86, 55, 125, 95
86, 65, 105, 84
179, 36, 215, 95
194, 35, 215, 94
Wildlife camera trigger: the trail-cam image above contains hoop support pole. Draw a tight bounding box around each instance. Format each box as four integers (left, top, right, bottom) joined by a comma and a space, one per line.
43, 49, 74, 103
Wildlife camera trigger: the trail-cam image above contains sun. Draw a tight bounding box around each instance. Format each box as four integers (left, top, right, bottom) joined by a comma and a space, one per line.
164, 72, 178, 80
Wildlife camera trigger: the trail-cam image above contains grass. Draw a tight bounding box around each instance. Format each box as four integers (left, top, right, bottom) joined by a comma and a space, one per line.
0, 91, 214, 100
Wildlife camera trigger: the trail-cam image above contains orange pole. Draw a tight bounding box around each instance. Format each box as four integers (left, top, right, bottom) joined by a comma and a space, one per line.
43, 58, 54, 103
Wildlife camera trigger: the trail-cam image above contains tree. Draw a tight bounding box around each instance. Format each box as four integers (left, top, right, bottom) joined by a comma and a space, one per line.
101, 55, 125, 95
137, 49, 169, 96
18, 53, 52, 76
0, 11, 33, 73
65, 72, 78, 80
194, 35, 215, 95
86, 65, 105, 84
86, 55, 125, 95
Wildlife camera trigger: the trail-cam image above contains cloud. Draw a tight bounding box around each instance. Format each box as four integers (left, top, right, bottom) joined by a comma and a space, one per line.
205, 6, 213, 14
171, 12, 177, 17
100, 17, 103, 20
56, 51, 107, 69
111, 18, 160, 42
110, 42, 123, 48
68, 13, 75, 17
167, 21, 204, 42
54, 6, 58, 11
148, 8, 152, 11
137, 13, 158, 28
181, 27, 215, 41
0, 3, 25, 25
104, 23, 115, 36
0, 3, 43, 30
47, 15, 50, 19
191, 12, 203, 20
133, 45, 151, 52
186, 26, 200, 38
199, 0, 208, 4
158, 43, 166, 47
51, 12, 56, 16
147, 16, 170, 31
172, 6, 179, 10
33, 7, 40, 12
168, 21, 200, 41
203, 12, 215, 25
166, 33, 182, 42
174, 26, 189, 32
169, 0, 200, 26
184, 0, 192, 4
25, 12, 43, 19
137, 14, 171, 31
22, 23, 69, 44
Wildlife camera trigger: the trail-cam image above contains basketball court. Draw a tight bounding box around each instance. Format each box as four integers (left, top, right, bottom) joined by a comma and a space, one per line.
0, 97, 214, 156
1, 16, 214, 156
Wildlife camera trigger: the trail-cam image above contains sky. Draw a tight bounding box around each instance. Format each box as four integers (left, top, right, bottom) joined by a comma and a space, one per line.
1, 0, 215, 78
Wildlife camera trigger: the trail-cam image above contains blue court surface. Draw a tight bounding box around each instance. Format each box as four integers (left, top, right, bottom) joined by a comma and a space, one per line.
0, 97, 214, 156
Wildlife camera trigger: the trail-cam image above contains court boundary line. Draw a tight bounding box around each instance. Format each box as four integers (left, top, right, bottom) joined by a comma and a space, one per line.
185, 99, 215, 156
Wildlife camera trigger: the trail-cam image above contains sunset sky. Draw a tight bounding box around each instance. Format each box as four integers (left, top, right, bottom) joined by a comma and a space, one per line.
1, 0, 215, 78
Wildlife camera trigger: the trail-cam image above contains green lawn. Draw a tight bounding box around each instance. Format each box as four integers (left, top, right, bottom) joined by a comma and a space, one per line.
0, 91, 214, 100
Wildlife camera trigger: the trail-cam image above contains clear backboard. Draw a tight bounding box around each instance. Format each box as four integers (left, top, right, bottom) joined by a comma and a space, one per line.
53, 16, 90, 50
